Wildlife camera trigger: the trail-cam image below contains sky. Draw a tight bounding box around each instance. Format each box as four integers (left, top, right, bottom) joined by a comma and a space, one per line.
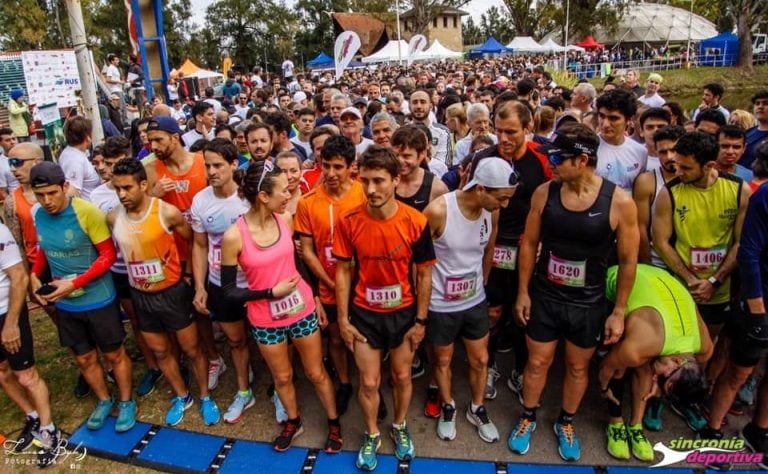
188, 0, 506, 27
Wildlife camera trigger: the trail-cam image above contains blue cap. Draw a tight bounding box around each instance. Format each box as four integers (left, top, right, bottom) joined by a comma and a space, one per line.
10, 89, 23, 100
146, 116, 182, 136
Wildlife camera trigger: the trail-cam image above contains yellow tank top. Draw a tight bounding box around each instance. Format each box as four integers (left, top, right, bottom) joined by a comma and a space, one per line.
112, 198, 181, 292
667, 173, 741, 304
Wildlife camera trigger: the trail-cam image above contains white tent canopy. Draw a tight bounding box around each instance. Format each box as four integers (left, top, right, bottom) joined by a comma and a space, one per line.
415, 40, 463, 60
362, 40, 410, 63
506, 36, 547, 52
539, 38, 566, 52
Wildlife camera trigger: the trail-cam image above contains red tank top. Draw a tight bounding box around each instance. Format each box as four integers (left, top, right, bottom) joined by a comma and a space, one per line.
236, 214, 315, 328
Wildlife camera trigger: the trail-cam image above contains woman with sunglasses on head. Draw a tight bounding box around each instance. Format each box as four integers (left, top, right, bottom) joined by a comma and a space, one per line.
598, 263, 713, 462
220, 160, 341, 453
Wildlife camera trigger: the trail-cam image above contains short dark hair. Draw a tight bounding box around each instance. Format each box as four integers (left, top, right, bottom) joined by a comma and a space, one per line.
191, 101, 213, 120
0, 127, 13, 137
264, 112, 292, 135
516, 79, 536, 97
555, 122, 600, 163
718, 124, 746, 143
204, 138, 239, 164
695, 108, 727, 128
391, 125, 428, 154
296, 107, 314, 118
358, 144, 400, 178
639, 107, 671, 127
674, 131, 719, 165
595, 89, 637, 119
703, 82, 724, 99
244, 122, 271, 140
112, 157, 147, 182
653, 125, 685, 146
215, 124, 236, 139
103, 136, 131, 159
752, 142, 768, 178
64, 116, 92, 146
320, 135, 356, 165
751, 90, 768, 104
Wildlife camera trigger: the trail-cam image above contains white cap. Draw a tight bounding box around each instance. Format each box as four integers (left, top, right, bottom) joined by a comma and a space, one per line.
463, 157, 518, 191
292, 91, 307, 103
340, 106, 362, 120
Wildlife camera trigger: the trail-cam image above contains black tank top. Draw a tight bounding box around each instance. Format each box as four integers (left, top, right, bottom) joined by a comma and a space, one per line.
534, 179, 616, 305
396, 171, 434, 212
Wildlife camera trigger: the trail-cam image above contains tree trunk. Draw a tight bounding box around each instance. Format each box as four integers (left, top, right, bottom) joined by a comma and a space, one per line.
737, 0, 754, 71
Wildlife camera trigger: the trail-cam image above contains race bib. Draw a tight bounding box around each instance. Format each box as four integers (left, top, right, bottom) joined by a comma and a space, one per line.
128, 258, 166, 284
492, 245, 517, 270
547, 254, 586, 288
365, 284, 403, 308
690, 246, 726, 273
269, 288, 305, 320
209, 244, 222, 271
324, 245, 337, 266
444, 272, 478, 301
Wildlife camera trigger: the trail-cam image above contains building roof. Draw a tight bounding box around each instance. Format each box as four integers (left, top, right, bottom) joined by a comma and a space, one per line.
399, 7, 469, 19
332, 13, 389, 56
597, 2, 717, 44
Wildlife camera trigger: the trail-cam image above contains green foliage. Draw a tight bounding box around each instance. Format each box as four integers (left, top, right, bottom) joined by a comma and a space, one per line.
0, 0, 54, 50
463, 16, 483, 46
480, 6, 515, 44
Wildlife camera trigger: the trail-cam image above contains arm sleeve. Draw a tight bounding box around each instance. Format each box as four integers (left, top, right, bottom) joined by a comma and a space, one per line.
738, 189, 768, 299
72, 238, 116, 288
220, 265, 271, 304
412, 222, 436, 266
31, 249, 48, 277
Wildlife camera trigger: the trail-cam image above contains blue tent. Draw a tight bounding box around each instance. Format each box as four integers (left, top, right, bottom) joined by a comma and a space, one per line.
307, 52, 334, 68
698, 32, 739, 66
469, 37, 512, 57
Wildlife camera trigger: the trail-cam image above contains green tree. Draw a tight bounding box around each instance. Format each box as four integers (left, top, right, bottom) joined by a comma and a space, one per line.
480, 6, 516, 44
403, 0, 473, 36
462, 16, 483, 46
0, 0, 56, 50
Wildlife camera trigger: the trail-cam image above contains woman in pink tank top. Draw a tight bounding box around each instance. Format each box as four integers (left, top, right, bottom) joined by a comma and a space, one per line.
220, 161, 342, 453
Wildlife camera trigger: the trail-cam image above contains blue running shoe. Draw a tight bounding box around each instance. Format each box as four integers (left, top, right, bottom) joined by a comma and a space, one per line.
643, 397, 663, 431
200, 396, 221, 425
554, 422, 581, 461
390, 424, 415, 461
86, 398, 114, 430
508, 417, 536, 454
136, 369, 163, 398
115, 400, 137, 432
356, 433, 381, 471
738, 375, 759, 406
165, 393, 193, 426
224, 391, 255, 424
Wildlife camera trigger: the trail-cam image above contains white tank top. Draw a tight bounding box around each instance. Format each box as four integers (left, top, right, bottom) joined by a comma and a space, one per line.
430, 192, 492, 312
650, 167, 668, 269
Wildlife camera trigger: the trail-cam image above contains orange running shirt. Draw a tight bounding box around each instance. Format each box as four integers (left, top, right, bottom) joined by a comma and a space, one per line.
294, 181, 366, 304
12, 187, 39, 264
111, 198, 181, 292
333, 202, 436, 313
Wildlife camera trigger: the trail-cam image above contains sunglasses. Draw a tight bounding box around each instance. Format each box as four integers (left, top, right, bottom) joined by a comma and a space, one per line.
547, 153, 576, 166
8, 158, 35, 168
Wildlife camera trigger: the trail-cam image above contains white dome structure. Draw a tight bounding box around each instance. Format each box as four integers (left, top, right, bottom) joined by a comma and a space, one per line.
594, 2, 718, 44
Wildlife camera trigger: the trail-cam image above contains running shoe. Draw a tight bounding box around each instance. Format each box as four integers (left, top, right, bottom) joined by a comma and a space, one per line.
554, 421, 581, 462
729, 399, 747, 416
698, 424, 730, 471
437, 403, 456, 440
200, 396, 221, 425
507, 417, 536, 454
86, 399, 114, 430
273, 419, 304, 451
411, 356, 426, 379
390, 424, 415, 460
669, 397, 707, 431
35, 427, 60, 468
605, 421, 629, 460
115, 400, 137, 432
207, 357, 227, 391
741, 422, 768, 470
643, 397, 663, 431
73, 373, 91, 399
507, 370, 524, 405
272, 391, 288, 424
466, 405, 499, 443
14, 415, 39, 453
324, 422, 343, 453
136, 368, 163, 398
336, 383, 353, 416
356, 433, 381, 471
165, 393, 193, 426
627, 424, 654, 462
738, 374, 759, 406
223, 391, 255, 424
485, 364, 500, 400
424, 385, 440, 418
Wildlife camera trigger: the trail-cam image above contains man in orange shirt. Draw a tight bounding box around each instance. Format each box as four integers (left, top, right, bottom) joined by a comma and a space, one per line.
334, 145, 436, 471
295, 136, 365, 416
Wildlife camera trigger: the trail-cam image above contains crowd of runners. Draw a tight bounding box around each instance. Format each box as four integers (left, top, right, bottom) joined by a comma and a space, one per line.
1, 60, 768, 471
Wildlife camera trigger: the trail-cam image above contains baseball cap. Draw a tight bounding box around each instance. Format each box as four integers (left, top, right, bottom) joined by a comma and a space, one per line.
648, 73, 663, 83
146, 116, 183, 136
29, 161, 66, 188
537, 132, 598, 158
292, 91, 307, 104
463, 157, 518, 191
352, 97, 368, 107
340, 106, 362, 120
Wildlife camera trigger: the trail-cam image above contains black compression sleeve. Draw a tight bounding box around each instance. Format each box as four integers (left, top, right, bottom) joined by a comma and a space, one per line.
221, 265, 271, 304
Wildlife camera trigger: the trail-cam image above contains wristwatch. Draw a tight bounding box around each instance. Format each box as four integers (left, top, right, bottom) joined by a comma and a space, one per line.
414, 318, 429, 327
707, 276, 722, 288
